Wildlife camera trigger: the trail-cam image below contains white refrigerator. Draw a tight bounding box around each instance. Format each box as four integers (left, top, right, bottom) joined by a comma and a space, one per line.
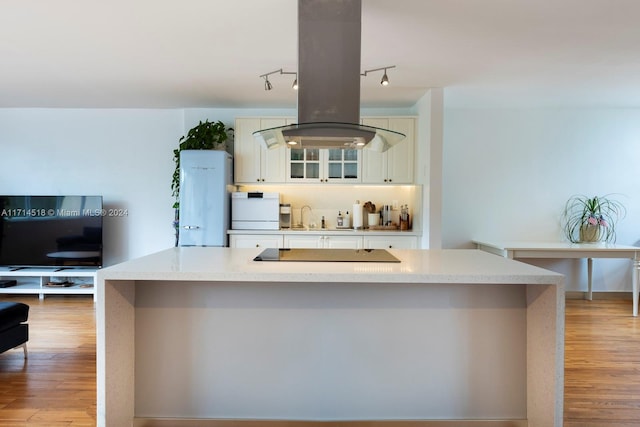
178, 150, 233, 247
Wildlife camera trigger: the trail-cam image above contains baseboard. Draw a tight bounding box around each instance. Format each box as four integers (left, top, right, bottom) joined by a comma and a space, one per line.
134, 419, 527, 427
566, 291, 632, 300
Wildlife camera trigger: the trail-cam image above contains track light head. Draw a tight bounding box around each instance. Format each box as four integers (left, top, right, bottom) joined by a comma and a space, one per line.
264, 77, 273, 91
292, 78, 298, 90
381, 70, 389, 86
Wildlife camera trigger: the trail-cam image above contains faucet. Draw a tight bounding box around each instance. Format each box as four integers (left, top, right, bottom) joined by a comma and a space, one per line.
301, 205, 314, 229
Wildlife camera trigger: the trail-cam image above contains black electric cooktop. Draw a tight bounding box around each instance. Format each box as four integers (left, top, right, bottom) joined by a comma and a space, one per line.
253, 248, 400, 263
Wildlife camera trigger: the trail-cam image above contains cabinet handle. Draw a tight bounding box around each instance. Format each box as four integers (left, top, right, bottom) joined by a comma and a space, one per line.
256, 244, 260, 247
388, 179, 392, 182
389, 245, 393, 248
384, 179, 388, 182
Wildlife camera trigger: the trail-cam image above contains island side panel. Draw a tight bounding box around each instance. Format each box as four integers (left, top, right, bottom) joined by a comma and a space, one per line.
97, 278, 136, 427
526, 282, 565, 427
133, 280, 528, 421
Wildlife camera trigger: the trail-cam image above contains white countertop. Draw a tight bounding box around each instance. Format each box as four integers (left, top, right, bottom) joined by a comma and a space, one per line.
228, 228, 421, 236
98, 247, 562, 285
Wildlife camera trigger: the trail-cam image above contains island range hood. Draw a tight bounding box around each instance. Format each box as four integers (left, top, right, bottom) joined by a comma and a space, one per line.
253, 0, 405, 152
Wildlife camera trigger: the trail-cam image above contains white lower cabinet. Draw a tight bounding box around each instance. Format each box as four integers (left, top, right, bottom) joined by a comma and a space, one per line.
229, 235, 283, 249
230, 234, 418, 250
363, 235, 418, 249
284, 234, 363, 249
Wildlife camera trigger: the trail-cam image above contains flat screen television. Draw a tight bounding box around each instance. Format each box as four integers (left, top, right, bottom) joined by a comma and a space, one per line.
0, 195, 103, 269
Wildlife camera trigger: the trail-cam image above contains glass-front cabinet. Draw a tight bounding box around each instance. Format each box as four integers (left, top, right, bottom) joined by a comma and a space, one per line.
287, 148, 361, 183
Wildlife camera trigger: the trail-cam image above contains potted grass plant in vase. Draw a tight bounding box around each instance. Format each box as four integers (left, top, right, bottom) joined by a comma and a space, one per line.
562, 194, 626, 244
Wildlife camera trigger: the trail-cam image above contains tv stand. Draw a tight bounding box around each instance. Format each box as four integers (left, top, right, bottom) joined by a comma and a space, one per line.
0, 267, 98, 301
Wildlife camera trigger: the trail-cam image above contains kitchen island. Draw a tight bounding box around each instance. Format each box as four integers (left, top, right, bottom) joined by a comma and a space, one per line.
96, 247, 564, 427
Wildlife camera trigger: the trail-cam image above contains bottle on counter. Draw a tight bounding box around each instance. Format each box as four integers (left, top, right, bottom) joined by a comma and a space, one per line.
337, 211, 344, 227
344, 211, 351, 228
382, 205, 392, 226
353, 200, 363, 230
321, 216, 326, 229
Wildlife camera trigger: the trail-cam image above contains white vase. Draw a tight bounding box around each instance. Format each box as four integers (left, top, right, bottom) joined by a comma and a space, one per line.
367, 213, 379, 228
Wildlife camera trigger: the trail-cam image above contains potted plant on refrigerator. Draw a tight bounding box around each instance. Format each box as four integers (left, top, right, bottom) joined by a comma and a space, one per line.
561, 194, 626, 243
171, 120, 233, 245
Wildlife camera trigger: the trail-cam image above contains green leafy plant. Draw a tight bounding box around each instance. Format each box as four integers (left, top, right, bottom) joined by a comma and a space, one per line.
171, 120, 233, 209
562, 194, 626, 243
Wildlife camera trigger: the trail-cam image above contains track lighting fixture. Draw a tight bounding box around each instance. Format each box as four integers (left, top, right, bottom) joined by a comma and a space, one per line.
260, 65, 396, 91
259, 69, 298, 91
361, 65, 395, 86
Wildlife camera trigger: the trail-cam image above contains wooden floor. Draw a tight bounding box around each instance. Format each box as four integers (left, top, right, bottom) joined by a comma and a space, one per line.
0, 295, 96, 426
564, 298, 640, 427
0, 295, 639, 426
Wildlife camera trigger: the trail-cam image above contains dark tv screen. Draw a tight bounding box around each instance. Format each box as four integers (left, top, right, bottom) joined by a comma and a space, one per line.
0, 196, 103, 268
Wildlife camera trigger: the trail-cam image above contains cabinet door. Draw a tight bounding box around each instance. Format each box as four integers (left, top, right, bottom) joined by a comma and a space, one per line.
386, 118, 415, 184
323, 235, 363, 249
363, 235, 418, 249
361, 118, 389, 183
286, 148, 322, 183
234, 118, 287, 184
284, 234, 323, 248
234, 118, 262, 183
259, 118, 287, 183
325, 149, 361, 183
230, 235, 283, 248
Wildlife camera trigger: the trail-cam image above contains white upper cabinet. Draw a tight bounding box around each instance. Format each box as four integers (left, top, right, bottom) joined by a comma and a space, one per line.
234, 118, 289, 184
235, 116, 415, 185
286, 148, 361, 183
361, 117, 416, 184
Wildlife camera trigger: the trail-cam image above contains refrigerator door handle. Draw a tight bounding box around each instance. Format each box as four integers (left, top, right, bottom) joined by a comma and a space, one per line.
182, 225, 201, 230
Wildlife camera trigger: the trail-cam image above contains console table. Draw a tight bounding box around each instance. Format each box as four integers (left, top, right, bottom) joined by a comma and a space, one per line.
474, 240, 640, 316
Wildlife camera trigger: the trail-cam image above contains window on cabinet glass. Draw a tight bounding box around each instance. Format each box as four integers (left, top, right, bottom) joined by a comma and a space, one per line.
306, 163, 319, 179
290, 163, 304, 179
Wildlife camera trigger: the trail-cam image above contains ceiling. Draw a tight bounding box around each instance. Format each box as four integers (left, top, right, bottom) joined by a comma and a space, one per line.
2, 0, 640, 109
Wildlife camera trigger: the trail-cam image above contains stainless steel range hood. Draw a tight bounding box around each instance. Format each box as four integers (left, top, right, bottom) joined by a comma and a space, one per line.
253, 0, 405, 152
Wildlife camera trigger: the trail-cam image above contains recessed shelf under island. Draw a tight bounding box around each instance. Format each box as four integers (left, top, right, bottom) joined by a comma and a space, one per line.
96, 247, 564, 427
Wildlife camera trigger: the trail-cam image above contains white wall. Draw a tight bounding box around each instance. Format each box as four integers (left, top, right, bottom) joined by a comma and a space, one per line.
0, 109, 184, 265
0, 107, 419, 267
415, 89, 444, 249
443, 107, 640, 292
4, 104, 638, 292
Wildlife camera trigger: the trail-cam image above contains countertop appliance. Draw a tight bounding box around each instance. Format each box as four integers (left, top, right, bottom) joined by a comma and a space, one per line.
279, 204, 291, 229
178, 150, 232, 247
253, 248, 400, 263
231, 192, 280, 230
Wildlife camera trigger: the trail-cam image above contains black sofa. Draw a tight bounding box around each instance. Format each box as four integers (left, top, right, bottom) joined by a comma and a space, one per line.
0, 302, 29, 357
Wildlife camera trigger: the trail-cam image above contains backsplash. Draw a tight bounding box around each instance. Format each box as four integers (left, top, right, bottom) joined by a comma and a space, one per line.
234, 184, 422, 231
